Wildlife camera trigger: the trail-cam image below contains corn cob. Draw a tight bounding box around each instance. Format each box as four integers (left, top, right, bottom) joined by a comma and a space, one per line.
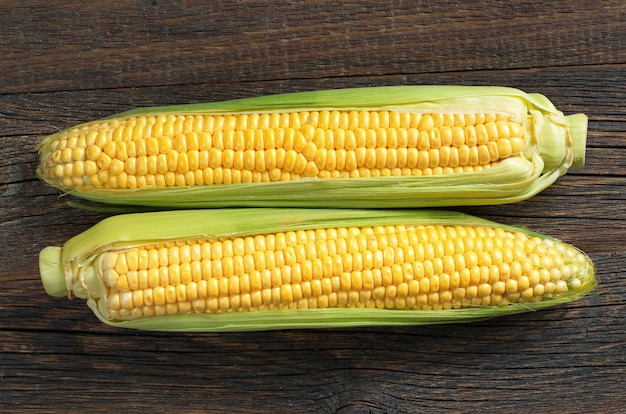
37, 86, 587, 208
39, 209, 595, 331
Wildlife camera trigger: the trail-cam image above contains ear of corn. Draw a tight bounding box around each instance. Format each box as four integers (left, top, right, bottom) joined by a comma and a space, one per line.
37, 86, 587, 209
39, 208, 596, 332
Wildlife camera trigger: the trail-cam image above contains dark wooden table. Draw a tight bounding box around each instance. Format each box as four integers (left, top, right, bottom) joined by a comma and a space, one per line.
2, 1, 625, 412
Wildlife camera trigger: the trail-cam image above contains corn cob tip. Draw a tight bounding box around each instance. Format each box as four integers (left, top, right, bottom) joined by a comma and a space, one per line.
566, 113, 588, 169
39, 246, 68, 297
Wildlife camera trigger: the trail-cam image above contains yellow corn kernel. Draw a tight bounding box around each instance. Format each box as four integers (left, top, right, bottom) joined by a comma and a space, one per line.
40, 107, 533, 193
51, 219, 593, 320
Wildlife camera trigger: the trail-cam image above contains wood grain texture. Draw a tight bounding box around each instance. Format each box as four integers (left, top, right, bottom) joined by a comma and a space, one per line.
1, 1, 625, 412
2, 0, 626, 94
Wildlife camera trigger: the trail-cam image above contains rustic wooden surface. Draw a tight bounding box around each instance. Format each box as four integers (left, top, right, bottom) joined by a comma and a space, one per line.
1, 1, 625, 412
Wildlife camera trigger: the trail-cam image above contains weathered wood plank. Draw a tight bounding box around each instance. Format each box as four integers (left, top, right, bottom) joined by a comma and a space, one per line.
2, 64, 625, 137
2, 1, 625, 93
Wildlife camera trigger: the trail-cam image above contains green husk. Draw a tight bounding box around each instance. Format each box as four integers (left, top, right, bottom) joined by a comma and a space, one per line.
39, 208, 596, 332
37, 85, 587, 209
